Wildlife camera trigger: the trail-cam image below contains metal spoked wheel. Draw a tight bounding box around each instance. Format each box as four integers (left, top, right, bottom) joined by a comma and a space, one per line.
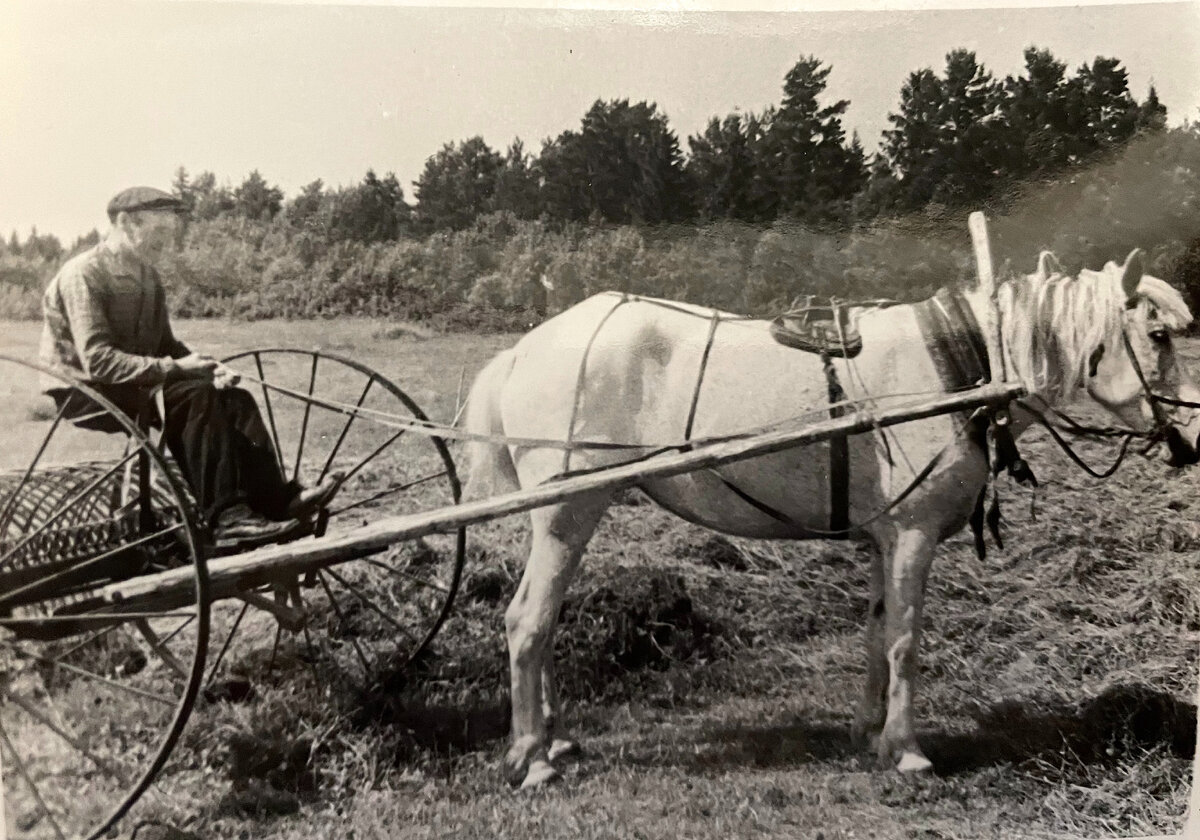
203, 349, 466, 690
0, 356, 209, 840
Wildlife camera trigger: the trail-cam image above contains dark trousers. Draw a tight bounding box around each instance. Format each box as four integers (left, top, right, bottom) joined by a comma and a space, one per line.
50, 381, 297, 524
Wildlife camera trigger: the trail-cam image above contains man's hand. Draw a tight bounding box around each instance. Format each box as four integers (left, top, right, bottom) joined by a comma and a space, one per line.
174, 352, 219, 379
212, 363, 241, 389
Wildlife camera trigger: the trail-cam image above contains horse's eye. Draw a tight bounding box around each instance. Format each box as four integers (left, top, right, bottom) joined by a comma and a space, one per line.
1148, 327, 1171, 345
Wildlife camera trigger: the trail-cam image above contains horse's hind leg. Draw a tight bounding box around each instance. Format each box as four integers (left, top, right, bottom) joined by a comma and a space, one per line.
853, 551, 889, 750
504, 492, 608, 789
542, 655, 581, 762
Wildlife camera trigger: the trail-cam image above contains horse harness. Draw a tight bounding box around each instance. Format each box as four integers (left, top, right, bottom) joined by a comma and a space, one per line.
554, 291, 1054, 549
913, 288, 1036, 558
765, 290, 1035, 550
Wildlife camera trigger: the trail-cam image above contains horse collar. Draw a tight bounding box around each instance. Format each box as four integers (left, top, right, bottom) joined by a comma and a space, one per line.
914, 288, 991, 389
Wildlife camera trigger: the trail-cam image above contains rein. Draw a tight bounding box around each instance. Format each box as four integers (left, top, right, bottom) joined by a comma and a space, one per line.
1015, 398, 1143, 479
229, 365, 963, 457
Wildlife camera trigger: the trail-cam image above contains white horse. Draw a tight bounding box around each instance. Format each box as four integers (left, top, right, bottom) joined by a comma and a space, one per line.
463, 249, 1200, 788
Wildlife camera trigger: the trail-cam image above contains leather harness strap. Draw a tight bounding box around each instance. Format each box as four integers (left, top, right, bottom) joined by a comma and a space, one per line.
683, 311, 722, 443
822, 349, 851, 534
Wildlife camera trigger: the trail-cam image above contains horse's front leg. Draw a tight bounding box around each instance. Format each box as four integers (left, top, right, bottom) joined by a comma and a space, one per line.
876, 527, 936, 772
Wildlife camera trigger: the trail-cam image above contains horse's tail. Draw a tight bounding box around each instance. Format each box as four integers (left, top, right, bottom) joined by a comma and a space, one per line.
462, 349, 520, 500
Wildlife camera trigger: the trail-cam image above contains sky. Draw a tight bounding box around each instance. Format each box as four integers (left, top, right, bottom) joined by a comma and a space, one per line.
3, 0, 1199, 241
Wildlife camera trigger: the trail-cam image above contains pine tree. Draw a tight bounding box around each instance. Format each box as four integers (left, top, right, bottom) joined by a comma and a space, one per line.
761, 56, 864, 224
882, 51, 1007, 209
1064, 56, 1140, 157
537, 99, 690, 224
414, 137, 504, 231
1137, 84, 1168, 132
686, 113, 758, 221
492, 139, 542, 220
1002, 47, 1073, 177
882, 68, 947, 209
233, 170, 284, 221
172, 166, 195, 213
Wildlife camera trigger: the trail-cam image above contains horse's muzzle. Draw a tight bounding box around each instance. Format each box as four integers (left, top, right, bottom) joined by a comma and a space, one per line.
1164, 426, 1200, 467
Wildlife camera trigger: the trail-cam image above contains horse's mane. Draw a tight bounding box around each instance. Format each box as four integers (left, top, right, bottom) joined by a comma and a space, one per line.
996, 252, 1192, 400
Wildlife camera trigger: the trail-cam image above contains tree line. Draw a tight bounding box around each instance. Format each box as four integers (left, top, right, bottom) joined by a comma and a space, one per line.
2, 45, 1195, 328
161, 46, 1166, 236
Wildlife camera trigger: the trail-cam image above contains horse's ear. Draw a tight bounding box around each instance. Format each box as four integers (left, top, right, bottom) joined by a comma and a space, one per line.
1036, 251, 1062, 278
1120, 248, 1145, 301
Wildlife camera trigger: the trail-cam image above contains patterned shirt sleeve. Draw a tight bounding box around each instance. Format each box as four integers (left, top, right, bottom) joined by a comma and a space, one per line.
152, 271, 191, 359
57, 264, 179, 385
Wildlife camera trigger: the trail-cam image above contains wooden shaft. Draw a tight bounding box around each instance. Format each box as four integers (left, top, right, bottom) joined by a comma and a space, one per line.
102, 382, 1025, 612
969, 210, 1007, 383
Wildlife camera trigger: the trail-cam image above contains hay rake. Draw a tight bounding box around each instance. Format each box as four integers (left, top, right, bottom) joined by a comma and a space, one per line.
0, 350, 465, 840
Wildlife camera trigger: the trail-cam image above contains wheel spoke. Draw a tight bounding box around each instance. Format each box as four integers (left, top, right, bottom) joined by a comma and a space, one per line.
49, 621, 123, 661
204, 600, 250, 689
0, 611, 197, 638
316, 571, 372, 681
0, 451, 140, 572
1, 642, 177, 707
318, 376, 374, 484
266, 621, 284, 675
292, 353, 320, 484
329, 470, 450, 517
2, 688, 132, 784
321, 566, 418, 644
331, 429, 407, 493
155, 612, 198, 649
0, 717, 69, 840
362, 556, 450, 594
299, 619, 322, 689
254, 352, 287, 478
0, 397, 70, 534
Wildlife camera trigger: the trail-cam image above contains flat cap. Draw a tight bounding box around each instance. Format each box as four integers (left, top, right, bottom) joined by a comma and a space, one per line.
107, 186, 187, 221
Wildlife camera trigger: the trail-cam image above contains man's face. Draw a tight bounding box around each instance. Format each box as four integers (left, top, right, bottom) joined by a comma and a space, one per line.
127, 210, 183, 259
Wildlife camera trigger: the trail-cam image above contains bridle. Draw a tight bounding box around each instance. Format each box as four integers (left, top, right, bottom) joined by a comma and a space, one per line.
1118, 296, 1200, 464
1021, 293, 1200, 473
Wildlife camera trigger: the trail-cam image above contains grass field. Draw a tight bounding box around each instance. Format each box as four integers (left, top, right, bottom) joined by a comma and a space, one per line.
1, 318, 1198, 840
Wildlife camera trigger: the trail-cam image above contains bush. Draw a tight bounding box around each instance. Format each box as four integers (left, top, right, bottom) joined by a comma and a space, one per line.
5, 127, 1200, 327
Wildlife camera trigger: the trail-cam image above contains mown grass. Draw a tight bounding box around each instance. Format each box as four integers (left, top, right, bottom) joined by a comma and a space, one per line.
1, 320, 1197, 839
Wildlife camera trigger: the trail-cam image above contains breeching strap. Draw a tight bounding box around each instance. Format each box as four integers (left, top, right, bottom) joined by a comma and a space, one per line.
562, 294, 631, 475
683, 311, 722, 443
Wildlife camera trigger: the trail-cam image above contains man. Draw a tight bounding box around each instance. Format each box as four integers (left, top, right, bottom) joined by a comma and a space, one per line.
40, 186, 339, 542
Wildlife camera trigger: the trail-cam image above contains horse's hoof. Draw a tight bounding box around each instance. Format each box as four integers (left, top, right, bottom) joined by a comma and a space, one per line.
896, 751, 933, 773
503, 741, 537, 787
548, 738, 580, 763
520, 758, 560, 789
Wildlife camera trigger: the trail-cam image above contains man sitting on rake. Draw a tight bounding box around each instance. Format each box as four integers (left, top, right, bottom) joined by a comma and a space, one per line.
39, 186, 340, 544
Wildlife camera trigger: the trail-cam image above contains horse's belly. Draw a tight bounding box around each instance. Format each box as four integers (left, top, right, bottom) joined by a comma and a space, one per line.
638, 447, 848, 539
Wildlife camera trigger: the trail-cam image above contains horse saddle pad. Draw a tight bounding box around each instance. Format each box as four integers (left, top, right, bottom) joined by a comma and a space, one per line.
769, 304, 862, 359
